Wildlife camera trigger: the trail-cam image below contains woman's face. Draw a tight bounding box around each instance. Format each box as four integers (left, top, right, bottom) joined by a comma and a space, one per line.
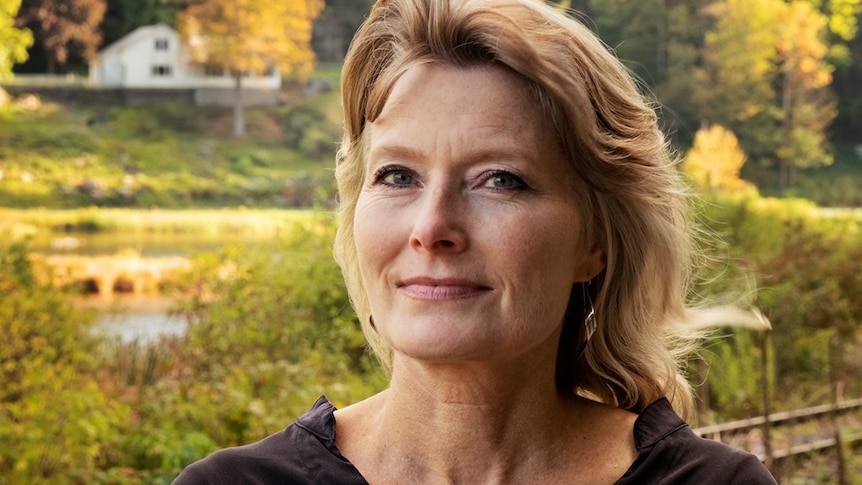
354, 63, 603, 366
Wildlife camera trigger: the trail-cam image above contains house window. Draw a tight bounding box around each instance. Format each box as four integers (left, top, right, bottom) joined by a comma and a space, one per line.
152, 65, 172, 77
155, 38, 169, 50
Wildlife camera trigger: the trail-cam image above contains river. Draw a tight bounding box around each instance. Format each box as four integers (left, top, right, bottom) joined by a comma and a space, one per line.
41, 232, 276, 343
82, 296, 188, 343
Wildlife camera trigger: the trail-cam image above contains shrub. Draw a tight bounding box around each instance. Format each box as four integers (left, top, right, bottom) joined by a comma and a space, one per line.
695, 194, 862, 415
94, 214, 387, 476
0, 243, 128, 484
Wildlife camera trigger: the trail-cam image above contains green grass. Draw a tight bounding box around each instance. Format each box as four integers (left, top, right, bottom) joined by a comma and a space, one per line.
3, 69, 861, 209
0, 73, 342, 209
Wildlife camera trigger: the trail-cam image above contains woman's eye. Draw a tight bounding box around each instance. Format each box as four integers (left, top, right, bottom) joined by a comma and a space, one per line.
482, 171, 526, 190
374, 166, 415, 187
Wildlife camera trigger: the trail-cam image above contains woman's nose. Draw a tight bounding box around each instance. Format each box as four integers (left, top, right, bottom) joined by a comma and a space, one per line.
409, 187, 468, 253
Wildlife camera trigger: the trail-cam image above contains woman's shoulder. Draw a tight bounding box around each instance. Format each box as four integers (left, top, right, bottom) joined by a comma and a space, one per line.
171, 396, 367, 485
617, 398, 777, 484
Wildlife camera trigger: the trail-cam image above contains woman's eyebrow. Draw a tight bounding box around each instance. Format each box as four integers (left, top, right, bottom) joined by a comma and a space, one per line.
367, 144, 427, 164
369, 143, 537, 166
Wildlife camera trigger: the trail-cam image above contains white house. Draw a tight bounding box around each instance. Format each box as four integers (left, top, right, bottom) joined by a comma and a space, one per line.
89, 24, 281, 105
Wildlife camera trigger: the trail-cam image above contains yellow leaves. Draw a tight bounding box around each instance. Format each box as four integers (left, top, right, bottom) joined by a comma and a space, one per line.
775, 1, 833, 90
178, 0, 324, 78
684, 124, 753, 193
827, 0, 861, 41
695, 0, 782, 124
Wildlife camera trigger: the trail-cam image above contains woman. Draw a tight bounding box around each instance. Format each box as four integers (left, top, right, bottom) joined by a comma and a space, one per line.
174, 0, 777, 483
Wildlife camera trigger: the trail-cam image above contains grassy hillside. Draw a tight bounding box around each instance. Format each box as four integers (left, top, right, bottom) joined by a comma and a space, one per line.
0, 69, 343, 209
2, 66, 861, 209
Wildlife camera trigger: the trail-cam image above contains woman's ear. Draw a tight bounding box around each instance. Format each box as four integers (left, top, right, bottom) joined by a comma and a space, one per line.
573, 243, 606, 283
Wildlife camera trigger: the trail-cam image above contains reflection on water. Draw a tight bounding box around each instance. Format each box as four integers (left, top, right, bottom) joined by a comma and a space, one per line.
45, 232, 276, 341
82, 296, 188, 343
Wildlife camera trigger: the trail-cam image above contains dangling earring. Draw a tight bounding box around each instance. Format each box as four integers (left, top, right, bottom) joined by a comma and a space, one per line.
577, 279, 597, 360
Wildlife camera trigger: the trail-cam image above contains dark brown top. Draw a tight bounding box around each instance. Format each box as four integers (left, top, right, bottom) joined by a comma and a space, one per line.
173, 395, 777, 484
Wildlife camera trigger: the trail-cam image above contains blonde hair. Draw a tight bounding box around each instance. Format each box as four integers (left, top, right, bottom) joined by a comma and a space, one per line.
334, 0, 701, 417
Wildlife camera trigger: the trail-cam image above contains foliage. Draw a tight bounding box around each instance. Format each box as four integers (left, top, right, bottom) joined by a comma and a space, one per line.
94, 214, 385, 481
101, 0, 187, 45
587, 0, 666, 83
0, 0, 32, 78
2, 197, 862, 480
281, 104, 342, 159
774, 1, 836, 187
178, 0, 323, 77
684, 124, 754, 192
0, 208, 322, 244
14, 0, 107, 73
694, 194, 862, 416
177, 0, 324, 136
0, 243, 128, 484
654, 0, 711, 141
694, 0, 782, 162
820, 0, 862, 64
554, 0, 858, 191
310, 0, 375, 63
690, 0, 838, 189
696, 329, 771, 420
173, 214, 380, 385
0, 213, 387, 483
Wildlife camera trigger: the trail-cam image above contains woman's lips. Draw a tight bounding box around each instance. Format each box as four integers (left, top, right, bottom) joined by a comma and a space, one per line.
396, 278, 491, 300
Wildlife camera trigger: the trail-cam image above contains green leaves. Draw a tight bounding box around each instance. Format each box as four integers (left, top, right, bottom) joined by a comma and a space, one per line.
0, 243, 128, 484
694, 194, 862, 414
0, 0, 32, 78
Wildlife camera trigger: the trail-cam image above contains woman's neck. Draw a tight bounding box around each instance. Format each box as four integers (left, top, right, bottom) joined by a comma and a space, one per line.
337, 351, 600, 484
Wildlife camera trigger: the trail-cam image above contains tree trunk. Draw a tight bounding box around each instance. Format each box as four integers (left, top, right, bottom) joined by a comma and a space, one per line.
778, 62, 792, 191
46, 52, 56, 75
233, 72, 245, 137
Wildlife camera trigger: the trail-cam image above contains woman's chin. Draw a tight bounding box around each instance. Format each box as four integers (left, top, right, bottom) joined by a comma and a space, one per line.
386, 327, 498, 365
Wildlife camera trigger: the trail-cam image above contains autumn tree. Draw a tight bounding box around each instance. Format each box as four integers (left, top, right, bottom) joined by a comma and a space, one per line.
653, 0, 714, 140
14, 0, 107, 73
813, 0, 862, 141
775, 1, 836, 188
178, 0, 324, 137
694, 0, 836, 190
694, 0, 780, 162
684, 124, 753, 192
1, 0, 32, 78
585, 0, 710, 141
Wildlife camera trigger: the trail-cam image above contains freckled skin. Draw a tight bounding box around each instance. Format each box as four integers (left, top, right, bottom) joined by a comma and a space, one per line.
354, 63, 603, 365
334, 63, 636, 485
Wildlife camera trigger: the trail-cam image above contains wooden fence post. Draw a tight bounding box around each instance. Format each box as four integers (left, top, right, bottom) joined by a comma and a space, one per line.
829, 332, 848, 485
760, 331, 773, 471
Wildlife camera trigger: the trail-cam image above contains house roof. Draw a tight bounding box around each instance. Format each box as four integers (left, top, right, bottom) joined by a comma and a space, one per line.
95, 23, 177, 59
